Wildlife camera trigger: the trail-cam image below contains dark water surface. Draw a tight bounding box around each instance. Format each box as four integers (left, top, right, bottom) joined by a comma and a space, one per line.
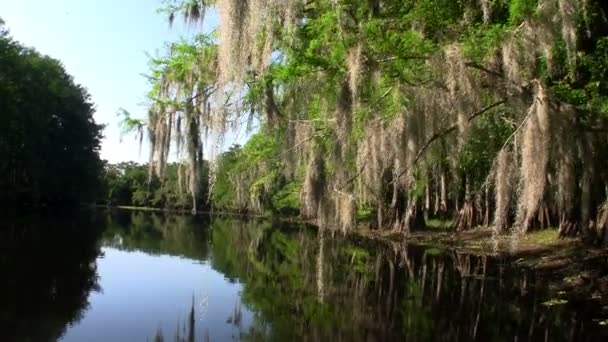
1, 209, 607, 341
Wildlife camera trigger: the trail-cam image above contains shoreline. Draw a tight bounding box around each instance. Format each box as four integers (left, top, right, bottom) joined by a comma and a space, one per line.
98, 205, 608, 304
359, 226, 608, 306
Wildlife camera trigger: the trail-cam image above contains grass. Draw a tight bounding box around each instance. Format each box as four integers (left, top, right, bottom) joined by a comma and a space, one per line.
425, 218, 453, 230
519, 228, 561, 246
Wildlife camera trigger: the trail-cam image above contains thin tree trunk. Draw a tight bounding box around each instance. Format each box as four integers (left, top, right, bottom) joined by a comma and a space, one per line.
484, 186, 490, 226
453, 176, 477, 231
434, 173, 441, 217
425, 183, 431, 216
440, 171, 448, 218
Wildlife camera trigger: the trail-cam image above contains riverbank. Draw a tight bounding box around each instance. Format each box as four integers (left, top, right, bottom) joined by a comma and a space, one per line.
361, 226, 608, 309
92, 204, 267, 218
93, 205, 608, 306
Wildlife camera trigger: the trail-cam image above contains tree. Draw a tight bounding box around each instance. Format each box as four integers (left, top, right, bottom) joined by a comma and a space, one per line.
99, 161, 209, 211
147, 1, 608, 243
0, 20, 104, 207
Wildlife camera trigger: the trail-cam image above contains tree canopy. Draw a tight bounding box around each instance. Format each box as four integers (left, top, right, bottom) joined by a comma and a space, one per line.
136, 1, 608, 243
0, 19, 104, 207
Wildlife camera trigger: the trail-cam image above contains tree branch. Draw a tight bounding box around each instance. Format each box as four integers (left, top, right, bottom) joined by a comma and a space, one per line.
464, 62, 504, 79
392, 98, 509, 184
376, 55, 429, 63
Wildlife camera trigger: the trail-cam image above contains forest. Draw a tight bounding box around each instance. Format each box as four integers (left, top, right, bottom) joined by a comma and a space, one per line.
2, 3, 608, 338
117, 0, 608, 244
3, 0, 608, 244
98, 161, 209, 210
0, 19, 103, 207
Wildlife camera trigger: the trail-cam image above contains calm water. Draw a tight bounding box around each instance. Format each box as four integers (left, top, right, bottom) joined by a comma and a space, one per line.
1, 209, 607, 341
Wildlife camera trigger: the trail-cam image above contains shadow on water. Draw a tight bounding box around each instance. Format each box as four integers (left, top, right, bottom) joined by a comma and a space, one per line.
0, 209, 104, 342
206, 219, 608, 342
101, 209, 211, 261
1, 209, 607, 341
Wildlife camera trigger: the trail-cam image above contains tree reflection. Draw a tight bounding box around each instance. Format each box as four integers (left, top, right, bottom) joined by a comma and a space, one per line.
150, 299, 197, 342
206, 218, 607, 341
101, 210, 210, 260
0, 211, 104, 341
84, 211, 606, 341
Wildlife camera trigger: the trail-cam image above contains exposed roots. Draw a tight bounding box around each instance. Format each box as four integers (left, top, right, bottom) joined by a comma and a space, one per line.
453, 201, 478, 232
396, 199, 425, 235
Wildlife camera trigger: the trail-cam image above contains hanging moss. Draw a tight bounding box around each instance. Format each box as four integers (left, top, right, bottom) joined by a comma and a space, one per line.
143, 0, 608, 240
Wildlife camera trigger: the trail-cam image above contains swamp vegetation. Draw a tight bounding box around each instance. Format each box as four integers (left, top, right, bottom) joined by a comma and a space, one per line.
1, 210, 607, 341
2, 1, 608, 340
125, 0, 608, 244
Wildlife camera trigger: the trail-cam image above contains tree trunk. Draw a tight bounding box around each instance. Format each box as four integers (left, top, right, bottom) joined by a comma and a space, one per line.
597, 203, 608, 246
578, 132, 596, 240
483, 186, 490, 227
440, 171, 448, 218
520, 201, 551, 234
558, 133, 578, 237
453, 176, 477, 231
424, 182, 431, 217
400, 198, 425, 234
191, 196, 197, 215
494, 148, 513, 234
433, 175, 441, 218
580, 168, 592, 236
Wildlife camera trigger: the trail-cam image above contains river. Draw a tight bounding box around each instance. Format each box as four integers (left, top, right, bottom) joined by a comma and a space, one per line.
1, 209, 606, 341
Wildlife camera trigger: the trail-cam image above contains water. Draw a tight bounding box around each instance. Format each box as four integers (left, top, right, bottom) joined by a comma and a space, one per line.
1, 209, 606, 341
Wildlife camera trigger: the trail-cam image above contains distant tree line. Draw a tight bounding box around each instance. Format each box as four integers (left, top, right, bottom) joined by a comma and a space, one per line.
98, 161, 209, 211
0, 19, 103, 207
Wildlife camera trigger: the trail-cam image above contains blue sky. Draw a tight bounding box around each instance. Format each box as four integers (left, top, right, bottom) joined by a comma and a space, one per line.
0, 0, 218, 163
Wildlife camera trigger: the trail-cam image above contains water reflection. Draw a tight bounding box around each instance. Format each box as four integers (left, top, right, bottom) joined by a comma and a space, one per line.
151, 299, 196, 342
207, 219, 608, 341
0, 211, 103, 342
0, 210, 606, 341
102, 210, 211, 260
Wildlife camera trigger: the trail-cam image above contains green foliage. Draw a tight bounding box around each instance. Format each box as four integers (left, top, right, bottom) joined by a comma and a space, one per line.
346, 246, 370, 273
0, 21, 103, 206
508, 0, 538, 25
117, 108, 146, 142
457, 107, 514, 182
147, 0, 608, 236
462, 24, 508, 61
271, 182, 301, 215
581, 37, 608, 117
549, 37, 608, 123
425, 219, 453, 230
212, 130, 285, 213
99, 161, 208, 210
356, 206, 374, 221
212, 145, 242, 210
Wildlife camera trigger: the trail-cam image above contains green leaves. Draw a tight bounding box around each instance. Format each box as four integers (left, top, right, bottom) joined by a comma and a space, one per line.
117, 108, 146, 141
0, 25, 103, 205
462, 24, 508, 61
271, 182, 301, 214
508, 0, 538, 25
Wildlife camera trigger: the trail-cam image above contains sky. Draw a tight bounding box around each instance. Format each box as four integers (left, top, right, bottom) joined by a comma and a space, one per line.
0, 0, 219, 163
